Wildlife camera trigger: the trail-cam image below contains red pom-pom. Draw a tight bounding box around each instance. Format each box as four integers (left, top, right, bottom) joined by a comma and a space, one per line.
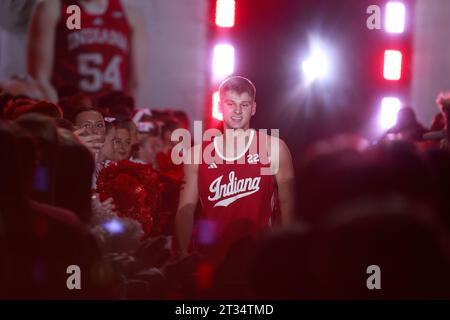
96, 160, 163, 238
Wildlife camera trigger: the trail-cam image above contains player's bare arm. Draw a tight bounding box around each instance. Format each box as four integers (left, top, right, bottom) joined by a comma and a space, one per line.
174, 144, 201, 255
122, 0, 148, 107
27, 0, 60, 102
270, 135, 295, 225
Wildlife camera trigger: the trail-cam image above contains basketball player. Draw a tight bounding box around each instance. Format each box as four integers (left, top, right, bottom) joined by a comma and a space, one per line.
175, 76, 295, 259
27, 0, 147, 104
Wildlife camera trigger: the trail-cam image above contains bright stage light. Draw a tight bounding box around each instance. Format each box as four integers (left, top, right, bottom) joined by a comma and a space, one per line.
379, 97, 401, 130
385, 2, 406, 34
213, 44, 235, 81
103, 218, 124, 234
212, 91, 223, 121
216, 0, 235, 28
301, 47, 330, 84
383, 50, 402, 80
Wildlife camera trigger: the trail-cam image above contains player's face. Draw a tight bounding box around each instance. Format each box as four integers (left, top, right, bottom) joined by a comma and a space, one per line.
75, 111, 106, 141
220, 90, 256, 130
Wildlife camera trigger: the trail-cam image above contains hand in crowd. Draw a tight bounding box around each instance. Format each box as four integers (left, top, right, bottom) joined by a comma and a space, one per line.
74, 127, 104, 156
105, 236, 198, 299
0, 76, 46, 100
436, 91, 450, 117
134, 236, 173, 269
92, 195, 116, 216
436, 92, 450, 147
130, 236, 202, 293
105, 252, 140, 276
161, 252, 202, 290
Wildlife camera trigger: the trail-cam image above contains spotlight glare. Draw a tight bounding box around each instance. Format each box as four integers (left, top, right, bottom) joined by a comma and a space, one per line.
212, 91, 223, 121
385, 2, 406, 34
216, 0, 235, 28
380, 97, 402, 130
103, 218, 124, 234
213, 44, 235, 81
302, 48, 330, 84
384, 50, 402, 80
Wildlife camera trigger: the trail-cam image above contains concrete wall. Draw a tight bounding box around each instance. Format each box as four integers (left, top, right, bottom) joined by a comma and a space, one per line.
411, 0, 450, 127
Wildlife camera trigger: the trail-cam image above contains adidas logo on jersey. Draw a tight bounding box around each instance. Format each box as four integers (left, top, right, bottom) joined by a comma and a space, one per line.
208, 163, 217, 169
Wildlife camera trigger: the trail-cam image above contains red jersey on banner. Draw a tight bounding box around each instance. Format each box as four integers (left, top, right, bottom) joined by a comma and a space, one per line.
196, 130, 277, 261
52, 0, 131, 100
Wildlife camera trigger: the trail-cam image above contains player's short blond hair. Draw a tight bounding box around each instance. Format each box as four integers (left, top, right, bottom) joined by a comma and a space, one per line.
219, 76, 256, 101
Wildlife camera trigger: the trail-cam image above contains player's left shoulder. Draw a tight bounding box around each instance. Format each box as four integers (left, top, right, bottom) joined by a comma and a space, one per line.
262, 132, 290, 155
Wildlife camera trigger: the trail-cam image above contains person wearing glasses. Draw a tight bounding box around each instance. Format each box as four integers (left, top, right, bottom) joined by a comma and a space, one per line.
112, 120, 133, 161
